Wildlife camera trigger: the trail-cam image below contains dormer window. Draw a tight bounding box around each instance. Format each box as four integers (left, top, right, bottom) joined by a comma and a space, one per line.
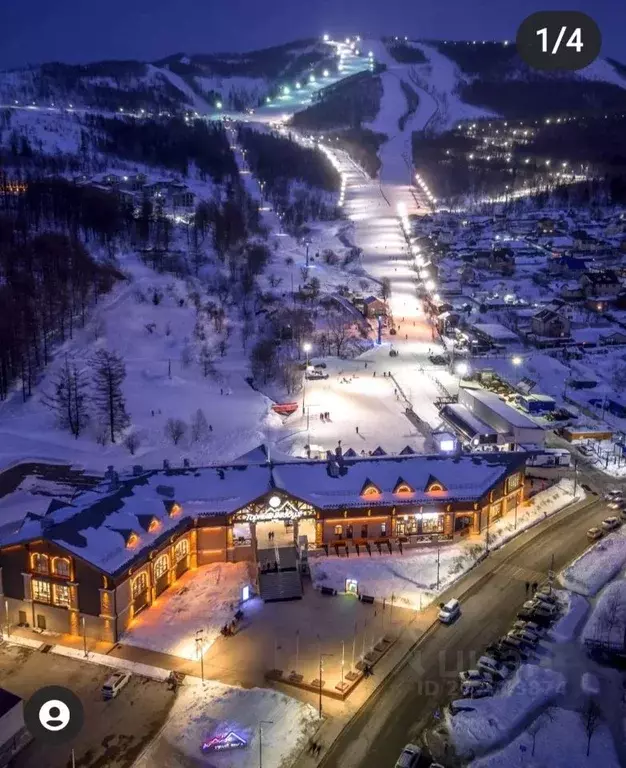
360, 479, 382, 498
425, 474, 447, 494
394, 479, 414, 495
167, 502, 182, 517
126, 532, 140, 549
148, 518, 160, 533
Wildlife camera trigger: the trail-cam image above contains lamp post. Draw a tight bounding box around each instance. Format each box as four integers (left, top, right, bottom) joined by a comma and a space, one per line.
196, 629, 205, 683
82, 616, 87, 658
302, 342, 312, 411
259, 720, 273, 768
318, 651, 333, 718
455, 361, 468, 389
436, 543, 441, 590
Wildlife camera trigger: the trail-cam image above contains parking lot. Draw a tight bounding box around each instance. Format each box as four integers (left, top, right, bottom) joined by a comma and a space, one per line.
0, 643, 175, 767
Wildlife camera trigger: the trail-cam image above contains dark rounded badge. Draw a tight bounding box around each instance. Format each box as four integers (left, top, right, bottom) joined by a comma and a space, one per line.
516, 11, 601, 71
24, 685, 84, 746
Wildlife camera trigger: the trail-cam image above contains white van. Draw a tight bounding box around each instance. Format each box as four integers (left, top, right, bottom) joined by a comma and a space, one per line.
101, 671, 131, 700
438, 598, 461, 624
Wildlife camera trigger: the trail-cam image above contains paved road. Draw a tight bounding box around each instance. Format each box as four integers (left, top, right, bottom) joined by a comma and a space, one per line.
321, 493, 610, 768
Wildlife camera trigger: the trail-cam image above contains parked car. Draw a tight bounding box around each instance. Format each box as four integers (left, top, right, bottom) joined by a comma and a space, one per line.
607, 498, 625, 509
587, 527, 604, 541
305, 370, 329, 380
511, 626, 541, 644
438, 598, 461, 624
533, 591, 558, 606
461, 680, 494, 699
459, 669, 493, 685
517, 601, 554, 625
509, 629, 538, 646
477, 655, 512, 681
530, 600, 558, 618
499, 635, 531, 659
101, 672, 131, 700
395, 743, 421, 768
604, 489, 623, 501
513, 619, 544, 636
602, 516, 621, 532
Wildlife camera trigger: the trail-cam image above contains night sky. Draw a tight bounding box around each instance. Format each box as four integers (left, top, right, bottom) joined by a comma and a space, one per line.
0, 0, 623, 69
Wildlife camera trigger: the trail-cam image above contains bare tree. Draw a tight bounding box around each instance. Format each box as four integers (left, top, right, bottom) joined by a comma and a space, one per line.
180, 343, 193, 369
165, 418, 187, 446
44, 355, 90, 438
380, 276, 391, 300
91, 349, 130, 443
527, 708, 554, 756
123, 432, 140, 455
580, 698, 602, 757
199, 345, 215, 377
327, 311, 353, 357
190, 409, 209, 443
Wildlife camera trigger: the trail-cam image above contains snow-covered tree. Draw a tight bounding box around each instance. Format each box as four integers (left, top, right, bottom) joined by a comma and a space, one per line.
91, 349, 130, 443
190, 409, 209, 443
165, 417, 187, 445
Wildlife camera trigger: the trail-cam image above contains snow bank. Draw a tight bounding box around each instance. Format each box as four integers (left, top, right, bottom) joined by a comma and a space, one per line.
134, 679, 318, 768
560, 530, 626, 596
447, 663, 566, 758
470, 706, 620, 768
51, 644, 171, 680
121, 561, 253, 659
581, 579, 626, 649
549, 592, 589, 644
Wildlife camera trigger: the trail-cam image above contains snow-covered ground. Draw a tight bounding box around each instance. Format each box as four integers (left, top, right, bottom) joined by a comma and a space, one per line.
310, 478, 583, 608
447, 663, 566, 759
470, 706, 620, 768
560, 529, 626, 596
549, 592, 590, 644
121, 562, 253, 659
134, 677, 318, 768
581, 579, 626, 649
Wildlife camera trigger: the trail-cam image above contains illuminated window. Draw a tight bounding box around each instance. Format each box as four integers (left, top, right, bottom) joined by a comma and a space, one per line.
394, 481, 414, 495
126, 532, 139, 549
361, 480, 381, 498
168, 502, 182, 517
422, 515, 443, 534
507, 472, 521, 492
53, 584, 71, 608
174, 538, 189, 562
334, 524, 343, 536
31, 553, 49, 575
154, 555, 169, 579
132, 571, 148, 597
148, 518, 160, 533
425, 475, 447, 493
32, 579, 51, 603
427, 482, 444, 492
52, 557, 70, 578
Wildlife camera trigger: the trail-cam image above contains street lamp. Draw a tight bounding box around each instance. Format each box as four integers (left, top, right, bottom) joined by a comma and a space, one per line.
259, 720, 273, 768
302, 343, 312, 411
455, 361, 468, 386
512, 356, 522, 366
196, 629, 205, 683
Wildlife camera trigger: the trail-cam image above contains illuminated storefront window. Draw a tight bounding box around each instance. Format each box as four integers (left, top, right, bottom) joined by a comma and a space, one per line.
174, 538, 189, 562
132, 571, 148, 598
53, 584, 71, 608
507, 472, 521, 492
52, 557, 70, 578
154, 555, 169, 579
32, 579, 51, 603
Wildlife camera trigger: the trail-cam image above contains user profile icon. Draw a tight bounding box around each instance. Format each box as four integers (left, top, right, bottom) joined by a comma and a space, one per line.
24, 686, 84, 745
39, 699, 71, 731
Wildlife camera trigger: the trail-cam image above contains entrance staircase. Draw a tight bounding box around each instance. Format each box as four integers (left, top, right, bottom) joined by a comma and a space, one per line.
258, 545, 303, 601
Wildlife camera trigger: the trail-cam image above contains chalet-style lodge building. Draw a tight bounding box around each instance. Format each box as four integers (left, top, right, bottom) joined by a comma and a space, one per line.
0, 447, 527, 642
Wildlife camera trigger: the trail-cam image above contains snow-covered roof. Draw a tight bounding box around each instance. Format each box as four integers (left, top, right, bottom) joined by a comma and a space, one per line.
471, 323, 519, 342
0, 448, 526, 576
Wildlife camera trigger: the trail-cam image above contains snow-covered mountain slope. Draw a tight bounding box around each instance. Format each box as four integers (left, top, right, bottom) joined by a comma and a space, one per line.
0, 39, 337, 114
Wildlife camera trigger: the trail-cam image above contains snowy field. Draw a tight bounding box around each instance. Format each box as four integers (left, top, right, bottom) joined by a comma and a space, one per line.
470, 706, 620, 768
310, 479, 583, 608
134, 678, 317, 768
559, 529, 626, 596
446, 663, 566, 759
121, 562, 252, 659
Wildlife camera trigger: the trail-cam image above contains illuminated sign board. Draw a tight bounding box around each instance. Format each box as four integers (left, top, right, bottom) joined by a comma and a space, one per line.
201, 731, 248, 753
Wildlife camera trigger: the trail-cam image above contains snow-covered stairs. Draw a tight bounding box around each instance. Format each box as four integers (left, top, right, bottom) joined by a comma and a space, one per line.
259, 570, 303, 602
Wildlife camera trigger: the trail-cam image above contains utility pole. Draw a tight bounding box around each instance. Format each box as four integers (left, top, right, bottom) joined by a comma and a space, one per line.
573, 457, 578, 497
196, 629, 205, 682
82, 617, 87, 658
436, 544, 441, 590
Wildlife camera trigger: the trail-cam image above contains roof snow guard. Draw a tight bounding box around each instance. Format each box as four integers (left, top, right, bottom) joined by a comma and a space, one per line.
0, 448, 526, 576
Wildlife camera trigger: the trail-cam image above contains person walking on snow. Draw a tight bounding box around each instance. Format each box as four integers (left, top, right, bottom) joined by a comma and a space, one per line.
356, 426, 359, 434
